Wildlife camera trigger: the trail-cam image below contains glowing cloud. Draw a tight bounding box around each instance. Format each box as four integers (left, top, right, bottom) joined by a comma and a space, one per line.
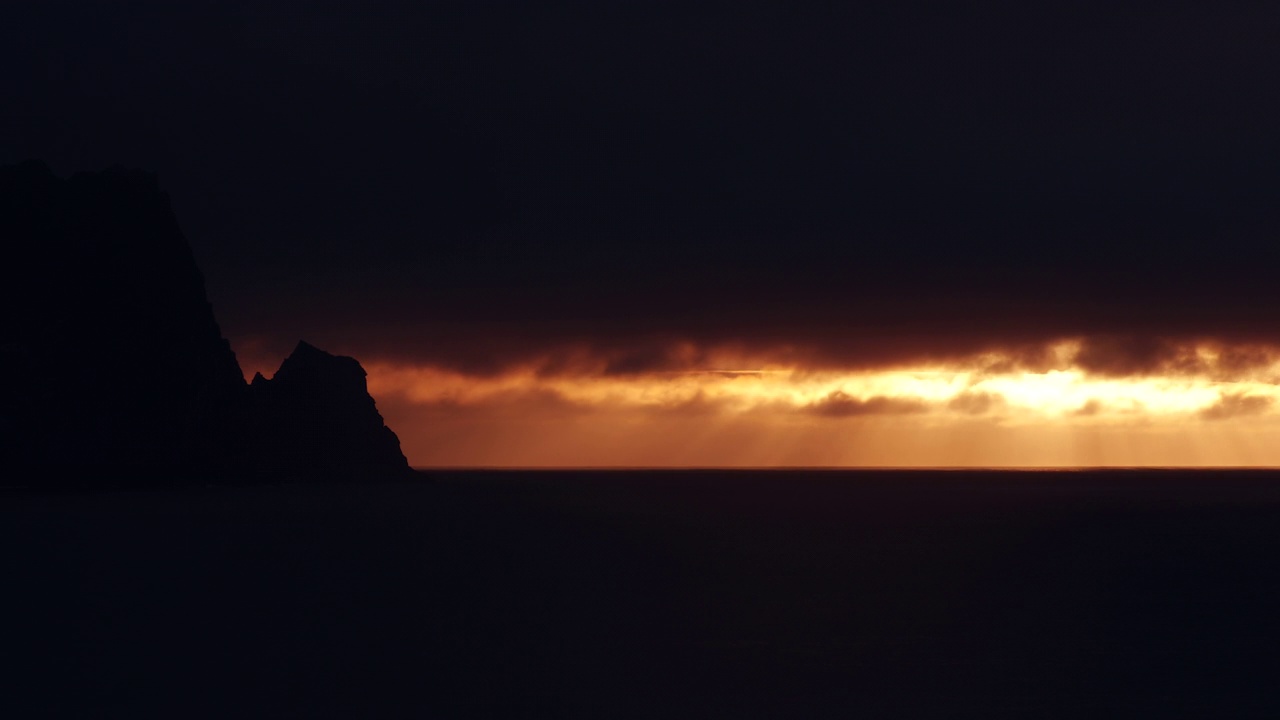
290, 337, 1280, 467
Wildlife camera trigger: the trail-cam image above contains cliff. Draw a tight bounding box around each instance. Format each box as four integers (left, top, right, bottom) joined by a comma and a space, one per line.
0, 160, 412, 485
237, 342, 412, 480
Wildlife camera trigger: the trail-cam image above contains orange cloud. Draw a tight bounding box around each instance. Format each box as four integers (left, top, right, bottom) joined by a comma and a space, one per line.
1200, 393, 1274, 421
805, 392, 930, 417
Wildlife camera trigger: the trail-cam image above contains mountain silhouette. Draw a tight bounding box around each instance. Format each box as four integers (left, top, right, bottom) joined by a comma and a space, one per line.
236, 341, 413, 480
0, 160, 412, 485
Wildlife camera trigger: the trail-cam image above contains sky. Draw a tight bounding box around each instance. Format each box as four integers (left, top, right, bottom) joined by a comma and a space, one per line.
6, 1, 1280, 465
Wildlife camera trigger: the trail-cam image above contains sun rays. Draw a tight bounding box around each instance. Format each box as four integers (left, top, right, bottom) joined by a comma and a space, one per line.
349, 338, 1280, 467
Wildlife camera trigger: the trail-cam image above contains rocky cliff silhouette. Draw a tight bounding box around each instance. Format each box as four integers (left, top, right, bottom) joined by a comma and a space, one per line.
238, 342, 412, 480
0, 160, 412, 485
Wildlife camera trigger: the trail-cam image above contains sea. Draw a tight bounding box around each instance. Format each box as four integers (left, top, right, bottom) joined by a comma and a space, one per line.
5, 469, 1280, 718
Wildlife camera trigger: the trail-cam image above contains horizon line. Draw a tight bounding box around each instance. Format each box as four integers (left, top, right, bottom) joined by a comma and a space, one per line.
412, 465, 1280, 472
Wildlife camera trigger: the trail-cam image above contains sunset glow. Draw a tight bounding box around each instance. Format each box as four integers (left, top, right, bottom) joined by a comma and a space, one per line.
325, 339, 1280, 467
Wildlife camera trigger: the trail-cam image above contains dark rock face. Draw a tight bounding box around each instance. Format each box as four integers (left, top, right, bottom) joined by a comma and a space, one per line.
0, 161, 411, 484
238, 342, 411, 481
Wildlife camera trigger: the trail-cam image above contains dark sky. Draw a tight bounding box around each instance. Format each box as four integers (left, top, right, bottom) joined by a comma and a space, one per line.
7, 1, 1280, 372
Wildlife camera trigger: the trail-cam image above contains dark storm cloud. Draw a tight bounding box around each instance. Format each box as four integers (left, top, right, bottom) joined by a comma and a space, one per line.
1212, 346, 1280, 380
1070, 338, 1279, 380
7, 1, 1280, 368
599, 345, 704, 377
1071, 337, 1188, 377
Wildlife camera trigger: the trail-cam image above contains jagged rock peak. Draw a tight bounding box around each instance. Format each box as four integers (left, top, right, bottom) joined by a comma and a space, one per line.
240, 339, 412, 480
0, 161, 414, 485
272, 341, 368, 386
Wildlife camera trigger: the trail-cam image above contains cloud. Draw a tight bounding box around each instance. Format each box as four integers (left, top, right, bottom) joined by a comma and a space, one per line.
1199, 393, 1274, 421
600, 345, 691, 376
1071, 336, 1190, 377
1068, 336, 1280, 380
238, 317, 1280, 390
804, 391, 930, 418
1072, 399, 1104, 417
1211, 346, 1280, 380
360, 347, 1280, 433
947, 391, 1003, 415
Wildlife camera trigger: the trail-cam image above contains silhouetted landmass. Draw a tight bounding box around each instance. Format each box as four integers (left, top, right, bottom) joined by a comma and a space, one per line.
0, 160, 412, 485
238, 341, 412, 481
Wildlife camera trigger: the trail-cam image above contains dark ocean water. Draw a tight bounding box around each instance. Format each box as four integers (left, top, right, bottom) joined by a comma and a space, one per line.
5, 469, 1280, 718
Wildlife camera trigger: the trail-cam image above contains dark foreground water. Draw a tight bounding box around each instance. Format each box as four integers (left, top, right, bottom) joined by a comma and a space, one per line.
5, 469, 1280, 718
